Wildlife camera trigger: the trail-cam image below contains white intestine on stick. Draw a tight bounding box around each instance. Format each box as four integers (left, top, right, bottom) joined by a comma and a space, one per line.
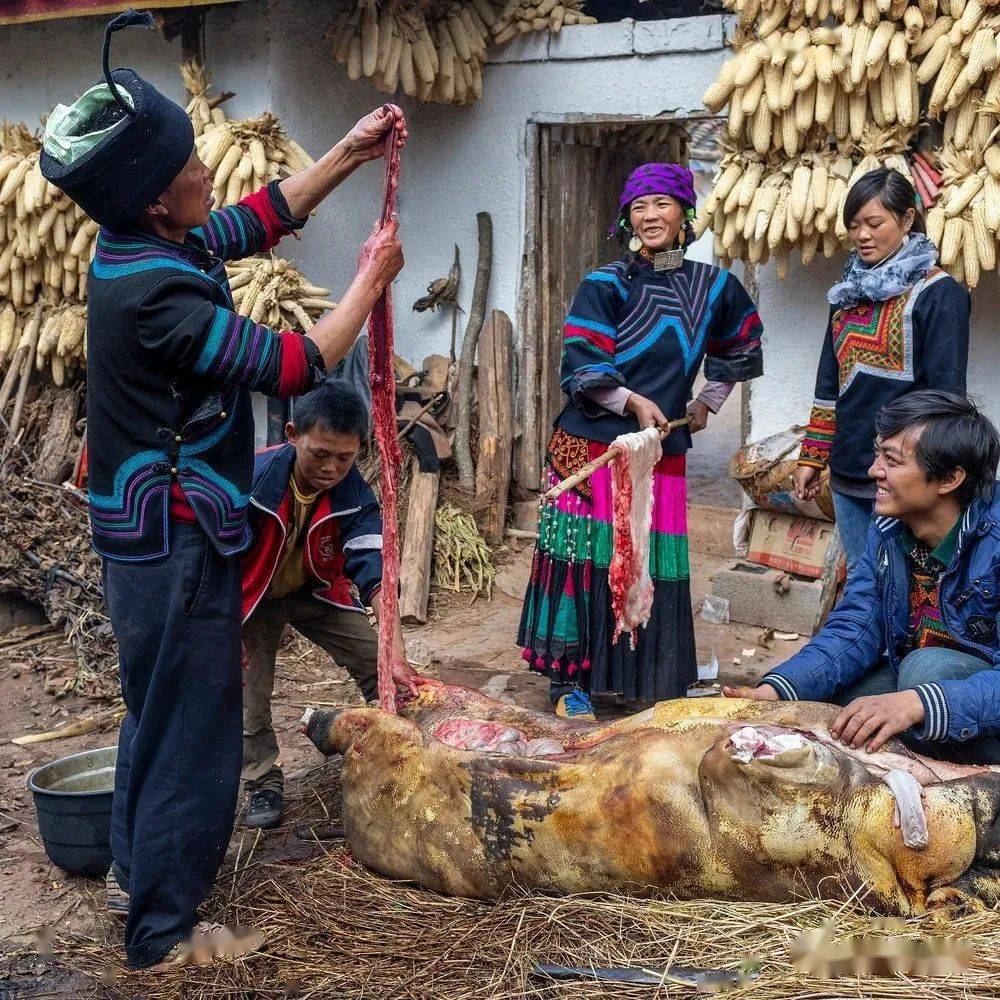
609, 426, 661, 648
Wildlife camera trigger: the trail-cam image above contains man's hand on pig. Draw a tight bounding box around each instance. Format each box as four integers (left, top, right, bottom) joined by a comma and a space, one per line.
831, 690, 925, 753
390, 656, 424, 695
722, 683, 780, 701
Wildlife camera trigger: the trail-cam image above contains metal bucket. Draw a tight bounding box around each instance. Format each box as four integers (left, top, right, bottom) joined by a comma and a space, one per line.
27, 746, 116, 877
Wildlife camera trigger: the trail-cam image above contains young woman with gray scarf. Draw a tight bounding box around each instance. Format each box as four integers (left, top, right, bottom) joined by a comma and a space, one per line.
794, 168, 971, 574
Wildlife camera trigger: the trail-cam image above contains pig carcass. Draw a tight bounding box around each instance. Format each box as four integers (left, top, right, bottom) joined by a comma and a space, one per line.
304, 684, 1000, 914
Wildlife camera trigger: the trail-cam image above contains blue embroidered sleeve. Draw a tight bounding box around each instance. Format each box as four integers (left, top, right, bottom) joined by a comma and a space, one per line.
704, 272, 764, 383
560, 264, 629, 412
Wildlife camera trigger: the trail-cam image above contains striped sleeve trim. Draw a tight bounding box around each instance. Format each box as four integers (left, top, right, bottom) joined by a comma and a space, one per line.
761, 673, 798, 701
799, 398, 836, 470
915, 682, 950, 741
196, 307, 277, 384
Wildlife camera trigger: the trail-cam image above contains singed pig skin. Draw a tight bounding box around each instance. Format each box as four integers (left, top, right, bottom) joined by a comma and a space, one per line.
304, 686, 1000, 913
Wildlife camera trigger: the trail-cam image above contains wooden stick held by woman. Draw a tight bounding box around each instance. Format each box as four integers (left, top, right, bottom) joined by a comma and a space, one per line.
543, 417, 692, 502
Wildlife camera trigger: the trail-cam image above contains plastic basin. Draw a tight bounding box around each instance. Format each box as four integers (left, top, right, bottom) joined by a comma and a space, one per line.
27, 746, 116, 877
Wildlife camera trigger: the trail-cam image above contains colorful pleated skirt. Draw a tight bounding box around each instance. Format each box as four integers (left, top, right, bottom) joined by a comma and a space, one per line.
518, 429, 697, 702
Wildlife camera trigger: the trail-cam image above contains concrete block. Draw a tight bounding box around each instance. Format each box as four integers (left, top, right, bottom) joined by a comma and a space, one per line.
633, 16, 724, 55
711, 561, 824, 636
487, 32, 551, 64
547, 20, 634, 61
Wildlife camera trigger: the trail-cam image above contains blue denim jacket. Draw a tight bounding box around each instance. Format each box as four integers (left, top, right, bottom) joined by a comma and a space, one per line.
762, 486, 1000, 744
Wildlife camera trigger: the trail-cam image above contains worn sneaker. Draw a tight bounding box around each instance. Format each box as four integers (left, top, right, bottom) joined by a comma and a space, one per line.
105, 866, 129, 918
150, 922, 265, 970
555, 690, 596, 721
244, 787, 284, 829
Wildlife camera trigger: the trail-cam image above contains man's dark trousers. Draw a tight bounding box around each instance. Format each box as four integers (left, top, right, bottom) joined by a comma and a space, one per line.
103, 523, 243, 969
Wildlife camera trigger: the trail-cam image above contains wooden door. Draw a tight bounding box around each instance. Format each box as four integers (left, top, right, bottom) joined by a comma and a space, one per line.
537, 132, 650, 455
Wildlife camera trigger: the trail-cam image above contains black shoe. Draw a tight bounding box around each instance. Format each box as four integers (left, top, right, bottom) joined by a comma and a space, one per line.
245, 787, 284, 829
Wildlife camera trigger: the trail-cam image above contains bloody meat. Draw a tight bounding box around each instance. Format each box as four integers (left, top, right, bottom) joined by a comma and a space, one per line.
364, 117, 402, 714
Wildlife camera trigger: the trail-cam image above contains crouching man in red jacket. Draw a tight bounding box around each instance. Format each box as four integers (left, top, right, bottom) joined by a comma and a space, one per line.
240, 379, 419, 828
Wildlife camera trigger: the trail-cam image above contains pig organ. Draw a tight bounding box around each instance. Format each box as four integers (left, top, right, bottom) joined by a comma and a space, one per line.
304, 685, 1000, 914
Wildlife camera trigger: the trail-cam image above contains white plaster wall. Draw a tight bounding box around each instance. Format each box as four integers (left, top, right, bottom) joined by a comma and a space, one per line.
0, 6, 271, 132
265, 1, 732, 365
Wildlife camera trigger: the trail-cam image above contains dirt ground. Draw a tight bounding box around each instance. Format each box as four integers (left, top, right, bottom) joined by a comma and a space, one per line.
0, 529, 807, 996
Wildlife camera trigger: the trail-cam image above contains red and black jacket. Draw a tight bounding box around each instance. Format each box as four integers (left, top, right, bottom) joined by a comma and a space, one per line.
241, 443, 384, 623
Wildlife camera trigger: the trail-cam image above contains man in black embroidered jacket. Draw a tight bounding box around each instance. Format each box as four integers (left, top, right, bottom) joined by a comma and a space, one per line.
40, 12, 407, 970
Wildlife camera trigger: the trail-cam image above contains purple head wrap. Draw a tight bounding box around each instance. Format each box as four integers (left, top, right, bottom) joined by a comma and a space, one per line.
618, 162, 696, 216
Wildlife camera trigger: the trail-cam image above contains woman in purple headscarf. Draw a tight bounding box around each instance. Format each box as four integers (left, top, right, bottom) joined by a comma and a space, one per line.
518, 162, 764, 719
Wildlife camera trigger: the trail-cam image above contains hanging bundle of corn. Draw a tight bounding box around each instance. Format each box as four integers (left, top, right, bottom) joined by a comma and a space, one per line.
723, 0, 943, 34
226, 256, 338, 331
699, 143, 849, 275
326, 0, 490, 106
180, 58, 233, 138
490, 0, 596, 43
325, 0, 594, 105
195, 112, 315, 209
925, 142, 1000, 288
701, 126, 919, 275
0, 123, 66, 309
918, 4, 1000, 121
706, 23, 920, 158
33, 302, 87, 386
0, 300, 84, 388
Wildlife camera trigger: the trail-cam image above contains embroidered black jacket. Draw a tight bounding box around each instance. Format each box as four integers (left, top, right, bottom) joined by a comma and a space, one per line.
86, 182, 324, 562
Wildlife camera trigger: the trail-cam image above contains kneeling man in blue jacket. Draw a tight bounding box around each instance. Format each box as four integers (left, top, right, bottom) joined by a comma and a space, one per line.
726, 389, 1000, 765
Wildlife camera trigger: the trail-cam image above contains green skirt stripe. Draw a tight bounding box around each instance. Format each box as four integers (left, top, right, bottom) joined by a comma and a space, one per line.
537, 503, 689, 580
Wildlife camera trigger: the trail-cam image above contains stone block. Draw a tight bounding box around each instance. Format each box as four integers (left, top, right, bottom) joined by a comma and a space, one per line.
711, 561, 825, 636
513, 498, 541, 533
633, 16, 724, 55
547, 20, 634, 60
486, 32, 551, 64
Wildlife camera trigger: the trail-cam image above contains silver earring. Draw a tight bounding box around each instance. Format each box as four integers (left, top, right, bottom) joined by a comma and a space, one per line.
628, 235, 643, 253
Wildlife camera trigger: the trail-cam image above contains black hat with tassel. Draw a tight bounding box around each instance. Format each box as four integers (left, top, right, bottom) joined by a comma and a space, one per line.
40, 9, 195, 231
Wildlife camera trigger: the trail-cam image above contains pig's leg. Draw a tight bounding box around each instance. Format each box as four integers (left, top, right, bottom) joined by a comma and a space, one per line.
881, 769, 928, 850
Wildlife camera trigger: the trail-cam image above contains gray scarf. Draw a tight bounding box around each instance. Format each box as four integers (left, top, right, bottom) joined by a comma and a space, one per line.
827, 233, 939, 308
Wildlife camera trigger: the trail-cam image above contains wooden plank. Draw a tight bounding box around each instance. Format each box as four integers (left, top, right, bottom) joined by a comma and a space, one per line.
0, 0, 243, 25
399, 457, 439, 625
537, 127, 554, 462
36, 389, 79, 483
475, 310, 515, 545
513, 123, 542, 491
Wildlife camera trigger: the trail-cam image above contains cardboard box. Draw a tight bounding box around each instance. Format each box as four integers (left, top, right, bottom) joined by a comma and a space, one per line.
747, 510, 838, 580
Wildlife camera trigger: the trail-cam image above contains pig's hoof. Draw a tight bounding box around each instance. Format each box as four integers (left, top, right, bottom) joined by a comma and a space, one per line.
926, 887, 985, 916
